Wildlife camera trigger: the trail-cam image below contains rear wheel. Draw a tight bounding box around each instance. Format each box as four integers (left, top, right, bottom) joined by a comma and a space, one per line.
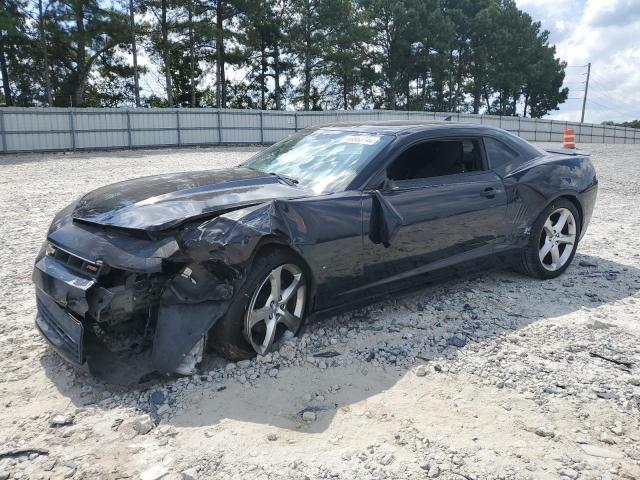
210, 248, 308, 360
518, 199, 580, 279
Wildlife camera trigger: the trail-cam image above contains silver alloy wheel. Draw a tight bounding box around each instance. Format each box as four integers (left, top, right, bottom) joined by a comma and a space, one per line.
538, 207, 577, 271
244, 263, 306, 355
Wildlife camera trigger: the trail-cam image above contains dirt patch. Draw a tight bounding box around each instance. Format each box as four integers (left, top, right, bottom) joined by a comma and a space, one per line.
1, 144, 639, 480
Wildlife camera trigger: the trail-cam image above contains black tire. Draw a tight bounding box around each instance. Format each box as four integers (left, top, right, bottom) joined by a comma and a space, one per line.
517, 198, 581, 279
209, 247, 308, 361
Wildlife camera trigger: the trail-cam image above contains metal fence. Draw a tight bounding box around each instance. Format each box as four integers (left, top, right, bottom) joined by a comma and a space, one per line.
0, 107, 638, 153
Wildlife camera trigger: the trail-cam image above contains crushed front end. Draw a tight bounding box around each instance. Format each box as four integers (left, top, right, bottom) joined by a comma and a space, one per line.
33, 174, 302, 384
32, 205, 237, 385
33, 236, 176, 383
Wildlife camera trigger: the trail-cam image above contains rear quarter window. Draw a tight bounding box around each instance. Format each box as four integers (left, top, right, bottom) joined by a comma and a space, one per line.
484, 137, 522, 174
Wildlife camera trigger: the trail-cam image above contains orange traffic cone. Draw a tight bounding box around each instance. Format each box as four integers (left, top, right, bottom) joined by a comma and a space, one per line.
563, 128, 576, 149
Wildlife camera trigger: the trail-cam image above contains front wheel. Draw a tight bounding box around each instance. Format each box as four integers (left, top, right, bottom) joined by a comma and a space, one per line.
210, 248, 308, 360
518, 199, 581, 279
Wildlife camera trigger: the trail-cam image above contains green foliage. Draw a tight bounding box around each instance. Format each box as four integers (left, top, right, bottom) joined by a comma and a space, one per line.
44, 0, 130, 106
0, 0, 40, 106
602, 120, 640, 129
1, 0, 570, 115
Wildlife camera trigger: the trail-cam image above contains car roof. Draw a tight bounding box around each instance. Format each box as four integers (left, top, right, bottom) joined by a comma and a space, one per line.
318, 120, 499, 135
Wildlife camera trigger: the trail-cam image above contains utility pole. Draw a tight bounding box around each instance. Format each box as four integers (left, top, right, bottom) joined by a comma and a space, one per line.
581, 62, 591, 123
38, 0, 53, 106
129, 0, 141, 107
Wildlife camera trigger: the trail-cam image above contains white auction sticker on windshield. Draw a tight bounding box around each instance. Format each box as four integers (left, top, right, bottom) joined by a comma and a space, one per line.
340, 135, 380, 145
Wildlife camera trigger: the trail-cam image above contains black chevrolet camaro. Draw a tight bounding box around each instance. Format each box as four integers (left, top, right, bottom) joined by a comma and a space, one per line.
33, 121, 598, 383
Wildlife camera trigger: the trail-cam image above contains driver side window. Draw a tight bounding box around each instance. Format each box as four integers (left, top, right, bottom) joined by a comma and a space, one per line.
388, 139, 484, 181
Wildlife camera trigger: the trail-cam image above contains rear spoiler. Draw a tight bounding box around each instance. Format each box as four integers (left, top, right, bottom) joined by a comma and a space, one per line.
544, 147, 590, 156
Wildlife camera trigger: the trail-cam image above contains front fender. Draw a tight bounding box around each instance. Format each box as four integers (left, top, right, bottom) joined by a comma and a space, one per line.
152, 262, 234, 373
152, 201, 299, 372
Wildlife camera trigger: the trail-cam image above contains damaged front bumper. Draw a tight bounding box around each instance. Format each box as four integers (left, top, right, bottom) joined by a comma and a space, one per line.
33, 197, 286, 384
35, 286, 86, 366
32, 243, 167, 383
32, 236, 230, 385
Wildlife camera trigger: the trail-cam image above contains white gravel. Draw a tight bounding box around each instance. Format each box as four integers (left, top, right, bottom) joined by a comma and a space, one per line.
1, 143, 640, 480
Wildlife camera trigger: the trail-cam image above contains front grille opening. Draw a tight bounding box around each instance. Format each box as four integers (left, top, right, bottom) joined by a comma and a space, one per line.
49, 245, 101, 278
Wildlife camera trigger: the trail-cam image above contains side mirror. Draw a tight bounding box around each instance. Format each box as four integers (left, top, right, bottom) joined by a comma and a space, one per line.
369, 190, 404, 248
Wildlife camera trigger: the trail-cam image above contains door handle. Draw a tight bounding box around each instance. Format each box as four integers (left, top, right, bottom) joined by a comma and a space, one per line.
481, 187, 496, 199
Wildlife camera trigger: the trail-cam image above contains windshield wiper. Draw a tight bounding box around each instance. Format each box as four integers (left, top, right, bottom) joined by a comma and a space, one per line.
269, 172, 299, 186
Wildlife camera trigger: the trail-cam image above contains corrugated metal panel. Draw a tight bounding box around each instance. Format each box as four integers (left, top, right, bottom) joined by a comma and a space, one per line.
550, 132, 563, 143
179, 111, 219, 129
263, 112, 296, 130
500, 117, 519, 130
519, 118, 536, 134
536, 120, 551, 133
580, 124, 593, 136
603, 127, 616, 141
264, 129, 295, 144
293, 114, 314, 129
75, 111, 127, 131
457, 115, 482, 124
536, 132, 552, 142
1, 107, 637, 152
76, 130, 128, 149
221, 126, 261, 143
222, 110, 260, 129
485, 118, 503, 128
181, 128, 219, 145
130, 110, 177, 130
132, 129, 179, 147
7, 132, 72, 151
4, 110, 71, 133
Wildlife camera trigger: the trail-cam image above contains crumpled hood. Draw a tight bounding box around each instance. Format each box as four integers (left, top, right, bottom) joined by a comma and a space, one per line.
71, 167, 309, 231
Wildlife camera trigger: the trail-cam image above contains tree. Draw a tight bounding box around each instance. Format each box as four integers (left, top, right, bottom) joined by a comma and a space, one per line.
212, 0, 241, 108
0, 1, 19, 105
288, 0, 327, 110
362, 0, 452, 110
233, 0, 294, 110
0, 0, 571, 114
144, 0, 177, 106
43, 0, 130, 106
168, 47, 204, 106
84, 58, 137, 107
173, 0, 214, 107
602, 120, 640, 129
322, 0, 372, 109
409, 0, 453, 111
0, 0, 33, 106
128, 0, 141, 106
361, 0, 417, 109
521, 40, 568, 117
37, 0, 54, 105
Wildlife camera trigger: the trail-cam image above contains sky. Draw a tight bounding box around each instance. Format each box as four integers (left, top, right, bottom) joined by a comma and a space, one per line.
515, 0, 640, 123
131, 0, 640, 124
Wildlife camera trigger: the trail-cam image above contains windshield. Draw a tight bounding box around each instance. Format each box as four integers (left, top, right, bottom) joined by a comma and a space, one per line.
243, 129, 393, 194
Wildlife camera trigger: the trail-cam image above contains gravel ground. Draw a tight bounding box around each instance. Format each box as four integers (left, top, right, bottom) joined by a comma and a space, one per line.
0, 143, 639, 480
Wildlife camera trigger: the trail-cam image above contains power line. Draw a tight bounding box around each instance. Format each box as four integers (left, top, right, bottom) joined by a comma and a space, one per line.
586, 81, 640, 114
588, 99, 639, 119
562, 63, 640, 121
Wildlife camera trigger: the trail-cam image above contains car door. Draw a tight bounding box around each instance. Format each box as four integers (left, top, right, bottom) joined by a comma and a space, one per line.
358, 136, 509, 289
